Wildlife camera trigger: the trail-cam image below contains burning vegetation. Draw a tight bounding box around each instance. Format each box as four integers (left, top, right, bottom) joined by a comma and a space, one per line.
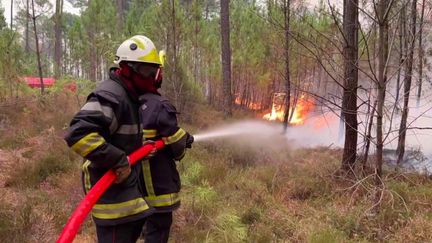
235, 92, 315, 125
260, 92, 315, 125
234, 96, 263, 111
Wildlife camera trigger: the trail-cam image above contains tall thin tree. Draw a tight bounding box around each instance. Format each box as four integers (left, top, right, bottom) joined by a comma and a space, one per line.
376, 0, 391, 179
10, 0, 13, 29
395, 5, 406, 105
221, 0, 232, 117
168, 0, 180, 108
282, 0, 291, 133
31, 0, 44, 94
416, 0, 426, 106
116, 0, 124, 31
397, 0, 418, 166
341, 0, 359, 172
25, 0, 30, 52
54, 0, 63, 78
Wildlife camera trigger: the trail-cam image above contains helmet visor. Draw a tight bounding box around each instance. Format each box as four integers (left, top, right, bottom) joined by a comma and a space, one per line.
131, 63, 159, 79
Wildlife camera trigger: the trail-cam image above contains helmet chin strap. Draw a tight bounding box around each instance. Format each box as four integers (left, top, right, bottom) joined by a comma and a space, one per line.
154, 68, 162, 88
132, 64, 162, 89
155, 68, 161, 81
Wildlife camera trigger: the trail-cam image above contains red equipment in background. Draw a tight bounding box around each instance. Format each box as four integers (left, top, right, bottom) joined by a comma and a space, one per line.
23, 76, 77, 92
24, 76, 55, 88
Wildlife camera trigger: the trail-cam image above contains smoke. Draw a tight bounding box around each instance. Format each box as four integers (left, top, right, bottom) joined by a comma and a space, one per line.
384, 99, 432, 155
193, 115, 343, 149
285, 113, 342, 148
193, 97, 432, 156
193, 120, 284, 143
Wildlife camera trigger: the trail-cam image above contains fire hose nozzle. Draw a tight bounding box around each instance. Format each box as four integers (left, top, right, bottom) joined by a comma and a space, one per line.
186, 134, 194, 148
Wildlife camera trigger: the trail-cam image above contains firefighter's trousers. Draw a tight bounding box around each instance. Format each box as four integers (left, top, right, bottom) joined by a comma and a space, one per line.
96, 218, 146, 243
95, 212, 173, 243
143, 212, 173, 243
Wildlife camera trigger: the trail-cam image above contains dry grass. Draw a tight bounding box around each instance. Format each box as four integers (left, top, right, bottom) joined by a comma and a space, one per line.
173, 139, 432, 243
0, 92, 85, 242
2, 94, 432, 242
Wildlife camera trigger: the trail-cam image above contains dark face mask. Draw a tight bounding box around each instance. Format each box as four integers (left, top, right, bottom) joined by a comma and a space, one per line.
126, 62, 162, 94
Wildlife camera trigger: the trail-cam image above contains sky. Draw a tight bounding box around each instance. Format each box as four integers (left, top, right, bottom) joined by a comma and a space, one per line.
1, 0, 80, 25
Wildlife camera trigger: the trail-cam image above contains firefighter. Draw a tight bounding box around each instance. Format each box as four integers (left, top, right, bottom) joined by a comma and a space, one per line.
137, 48, 194, 242
64, 35, 168, 242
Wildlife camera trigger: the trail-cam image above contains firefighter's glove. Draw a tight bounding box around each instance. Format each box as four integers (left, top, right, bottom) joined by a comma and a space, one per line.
114, 164, 131, 184
186, 133, 194, 149
143, 140, 157, 159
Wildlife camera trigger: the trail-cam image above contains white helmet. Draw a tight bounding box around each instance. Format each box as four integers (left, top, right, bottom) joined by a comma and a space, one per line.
114, 35, 162, 65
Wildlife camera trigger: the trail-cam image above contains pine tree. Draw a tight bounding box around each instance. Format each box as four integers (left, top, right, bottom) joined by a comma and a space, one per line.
0, 5, 6, 30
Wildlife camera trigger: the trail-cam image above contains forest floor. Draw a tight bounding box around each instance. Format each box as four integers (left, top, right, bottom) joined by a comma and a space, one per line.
1, 93, 432, 242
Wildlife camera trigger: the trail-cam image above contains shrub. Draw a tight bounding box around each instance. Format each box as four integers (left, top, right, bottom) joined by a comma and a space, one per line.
288, 175, 331, 201
181, 158, 204, 186
214, 213, 248, 242
241, 206, 262, 225
327, 208, 362, 238
308, 228, 348, 243
6, 153, 75, 189
0, 197, 36, 242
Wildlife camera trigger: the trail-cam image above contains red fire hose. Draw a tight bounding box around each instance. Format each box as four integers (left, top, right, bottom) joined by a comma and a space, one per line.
57, 140, 165, 243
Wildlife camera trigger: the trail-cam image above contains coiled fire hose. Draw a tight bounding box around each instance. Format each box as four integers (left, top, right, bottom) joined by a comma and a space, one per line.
57, 140, 165, 243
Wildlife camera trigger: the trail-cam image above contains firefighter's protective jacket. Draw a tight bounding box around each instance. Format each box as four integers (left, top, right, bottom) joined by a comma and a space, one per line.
139, 93, 189, 212
64, 69, 154, 226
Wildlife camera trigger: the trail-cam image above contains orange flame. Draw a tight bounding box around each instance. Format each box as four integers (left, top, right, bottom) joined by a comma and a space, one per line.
262, 107, 284, 121
263, 95, 314, 125
235, 96, 262, 110
234, 92, 314, 125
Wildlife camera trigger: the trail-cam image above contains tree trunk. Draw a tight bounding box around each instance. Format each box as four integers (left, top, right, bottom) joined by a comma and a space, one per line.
25, 0, 30, 52
397, 0, 418, 166
289, 90, 298, 123
416, 0, 426, 106
396, 8, 405, 106
88, 32, 96, 81
220, 0, 232, 117
376, 0, 390, 181
116, 0, 124, 32
341, 0, 359, 172
282, 0, 291, 132
31, 0, 44, 94
362, 100, 377, 172
10, 0, 13, 29
193, 1, 200, 85
54, 0, 63, 79
171, 0, 180, 108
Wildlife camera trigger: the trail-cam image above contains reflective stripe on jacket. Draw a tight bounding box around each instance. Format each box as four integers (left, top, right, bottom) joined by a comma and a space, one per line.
139, 93, 188, 212
65, 69, 154, 226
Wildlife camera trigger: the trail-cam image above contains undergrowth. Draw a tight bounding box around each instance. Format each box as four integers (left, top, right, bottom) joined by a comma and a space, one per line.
173, 138, 432, 243
2, 93, 432, 242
